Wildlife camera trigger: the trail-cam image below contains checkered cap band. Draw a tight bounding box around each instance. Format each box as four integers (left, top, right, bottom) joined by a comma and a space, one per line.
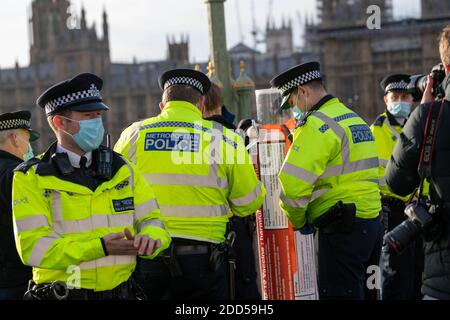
385, 80, 409, 92
0, 119, 30, 131
279, 70, 321, 95
44, 84, 102, 114
163, 76, 204, 93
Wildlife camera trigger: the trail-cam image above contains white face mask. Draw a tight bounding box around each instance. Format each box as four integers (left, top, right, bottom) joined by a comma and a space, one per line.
387, 101, 411, 119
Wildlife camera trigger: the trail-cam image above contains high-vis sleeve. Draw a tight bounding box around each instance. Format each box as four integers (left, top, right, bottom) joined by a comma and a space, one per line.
114, 121, 141, 163
226, 134, 266, 217
278, 123, 339, 228
12, 170, 105, 269
129, 161, 171, 258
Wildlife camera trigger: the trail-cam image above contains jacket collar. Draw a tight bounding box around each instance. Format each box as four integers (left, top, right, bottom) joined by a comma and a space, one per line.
162, 101, 203, 119
204, 114, 236, 130
385, 110, 405, 127
0, 149, 22, 162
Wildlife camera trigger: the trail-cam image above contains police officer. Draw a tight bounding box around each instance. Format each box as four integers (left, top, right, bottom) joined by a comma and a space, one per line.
114, 68, 265, 300
271, 62, 384, 300
371, 74, 424, 300
0, 111, 38, 299
386, 25, 450, 300
202, 82, 260, 300
12, 73, 170, 300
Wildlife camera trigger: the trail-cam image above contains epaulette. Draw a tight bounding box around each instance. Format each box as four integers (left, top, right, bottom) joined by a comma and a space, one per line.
373, 115, 386, 127
14, 158, 41, 173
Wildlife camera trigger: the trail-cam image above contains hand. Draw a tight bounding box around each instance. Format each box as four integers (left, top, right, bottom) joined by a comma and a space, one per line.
124, 228, 161, 256
102, 232, 137, 255
298, 223, 315, 235
420, 74, 435, 105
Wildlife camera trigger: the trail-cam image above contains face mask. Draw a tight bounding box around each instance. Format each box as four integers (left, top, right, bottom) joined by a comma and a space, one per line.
16, 135, 34, 161
292, 106, 305, 120
291, 89, 307, 120
387, 101, 411, 119
61, 116, 105, 152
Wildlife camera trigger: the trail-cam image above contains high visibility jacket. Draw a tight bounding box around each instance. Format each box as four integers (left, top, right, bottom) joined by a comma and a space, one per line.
370, 112, 409, 201
114, 100, 265, 244
12, 144, 170, 291
278, 95, 381, 229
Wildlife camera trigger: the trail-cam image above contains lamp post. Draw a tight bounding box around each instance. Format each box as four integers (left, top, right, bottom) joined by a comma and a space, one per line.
205, 0, 236, 115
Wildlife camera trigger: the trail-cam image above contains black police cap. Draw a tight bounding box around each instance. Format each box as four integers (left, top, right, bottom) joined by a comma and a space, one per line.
158, 68, 211, 96
270, 61, 322, 109
37, 73, 109, 116
0, 110, 40, 141
380, 74, 411, 95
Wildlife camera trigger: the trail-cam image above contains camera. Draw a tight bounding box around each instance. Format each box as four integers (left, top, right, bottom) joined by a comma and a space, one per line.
408, 63, 446, 101
384, 202, 434, 254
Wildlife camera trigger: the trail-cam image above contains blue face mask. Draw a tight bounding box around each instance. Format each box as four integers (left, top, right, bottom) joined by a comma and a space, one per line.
292, 106, 305, 120
387, 101, 411, 119
64, 117, 105, 152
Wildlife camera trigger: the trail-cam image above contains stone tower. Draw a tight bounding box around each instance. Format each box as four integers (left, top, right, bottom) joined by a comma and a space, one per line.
28, 0, 110, 80
29, 0, 71, 64
167, 34, 189, 65
317, 0, 393, 28
421, 0, 450, 18
265, 17, 293, 57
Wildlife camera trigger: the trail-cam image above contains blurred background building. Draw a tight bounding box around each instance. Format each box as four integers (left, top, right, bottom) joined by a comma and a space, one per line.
0, 0, 450, 151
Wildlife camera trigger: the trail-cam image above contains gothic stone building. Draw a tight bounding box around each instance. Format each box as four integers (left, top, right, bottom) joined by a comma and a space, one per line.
1, 0, 450, 151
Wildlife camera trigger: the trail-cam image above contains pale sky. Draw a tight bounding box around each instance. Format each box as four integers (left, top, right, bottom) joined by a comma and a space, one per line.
0, 0, 421, 68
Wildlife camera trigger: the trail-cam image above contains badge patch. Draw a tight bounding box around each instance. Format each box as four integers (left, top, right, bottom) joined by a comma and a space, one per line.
144, 132, 200, 152
349, 125, 374, 143
112, 197, 135, 212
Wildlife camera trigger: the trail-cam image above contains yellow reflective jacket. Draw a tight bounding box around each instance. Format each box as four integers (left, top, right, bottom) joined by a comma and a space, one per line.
278, 95, 381, 229
370, 112, 410, 201
12, 144, 171, 291
114, 100, 265, 243
370, 111, 428, 201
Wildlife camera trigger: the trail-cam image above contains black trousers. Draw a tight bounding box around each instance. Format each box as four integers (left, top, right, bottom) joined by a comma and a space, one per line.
380, 201, 424, 300
318, 216, 384, 300
134, 251, 228, 300
230, 217, 260, 300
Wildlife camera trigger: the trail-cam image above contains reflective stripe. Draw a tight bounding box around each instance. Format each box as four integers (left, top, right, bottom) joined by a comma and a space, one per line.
169, 232, 220, 244
280, 192, 310, 208
159, 204, 230, 217
16, 215, 50, 232
144, 173, 228, 189
280, 188, 329, 208
311, 189, 329, 201
79, 255, 135, 270
321, 157, 379, 178
379, 159, 389, 167
122, 160, 135, 193
280, 162, 319, 184
52, 191, 134, 233
380, 177, 387, 187
230, 182, 263, 206
28, 233, 60, 266
128, 122, 142, 164
137, 219, 165, 232
314, 112, 350, 162
134, 198, 159, 222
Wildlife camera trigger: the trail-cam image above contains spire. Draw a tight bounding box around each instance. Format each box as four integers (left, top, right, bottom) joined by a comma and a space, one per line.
81, 5, 87, 30
102, 6, 109, 41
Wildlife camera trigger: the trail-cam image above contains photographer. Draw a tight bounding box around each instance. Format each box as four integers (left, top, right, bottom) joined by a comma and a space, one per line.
385, 25, 450, 300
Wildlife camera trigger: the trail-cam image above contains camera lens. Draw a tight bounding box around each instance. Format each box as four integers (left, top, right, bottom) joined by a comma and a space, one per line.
384, 219, 423, 254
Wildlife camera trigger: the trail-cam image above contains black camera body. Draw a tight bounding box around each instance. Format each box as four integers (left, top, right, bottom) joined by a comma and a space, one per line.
384, 202, 434, 254
408, 63, 446, 101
